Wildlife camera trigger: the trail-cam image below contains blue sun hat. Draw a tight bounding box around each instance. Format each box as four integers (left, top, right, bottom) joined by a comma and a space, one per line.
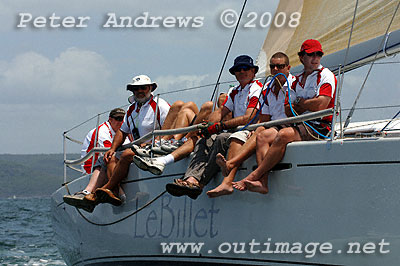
229, 55, 259, 75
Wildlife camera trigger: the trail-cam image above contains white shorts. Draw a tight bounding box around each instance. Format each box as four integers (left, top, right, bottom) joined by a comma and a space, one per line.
228, 130, 251, 144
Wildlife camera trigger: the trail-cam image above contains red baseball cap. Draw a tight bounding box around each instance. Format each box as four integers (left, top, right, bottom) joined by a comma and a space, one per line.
298, 39, 324, 55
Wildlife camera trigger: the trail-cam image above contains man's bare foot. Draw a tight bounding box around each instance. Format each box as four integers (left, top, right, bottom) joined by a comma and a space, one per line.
206, 183, 233, 198
232, 180, 247, 191
244, 178, 268, 194
216, 153, 230, 177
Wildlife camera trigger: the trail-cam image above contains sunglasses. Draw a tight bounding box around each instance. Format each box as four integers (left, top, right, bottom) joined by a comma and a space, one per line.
112, 116, 124, 122
234, 66, 251, 72
127, 85, 149, 92
306, 51, 323, 57
269, 64, 287, 70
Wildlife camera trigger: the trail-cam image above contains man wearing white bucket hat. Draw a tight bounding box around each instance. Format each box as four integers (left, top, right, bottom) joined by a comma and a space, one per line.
93, 74, 202, 206
94, 74, 171, 205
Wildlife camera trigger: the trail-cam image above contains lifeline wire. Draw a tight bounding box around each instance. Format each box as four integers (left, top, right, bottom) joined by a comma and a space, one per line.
343, 0, 400, 129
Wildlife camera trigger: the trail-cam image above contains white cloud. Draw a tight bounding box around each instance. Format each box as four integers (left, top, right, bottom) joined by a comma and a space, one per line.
0, 48, 111, 104
155, 74, 212, 105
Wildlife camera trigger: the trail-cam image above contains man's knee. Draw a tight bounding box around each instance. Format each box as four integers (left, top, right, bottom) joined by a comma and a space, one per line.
120, 149, 135, 162
275, 128, 296, 145
170, 100, 185, 111
256, 128, 270, 144
182, 101, 198, 113
200, 101, 213, 113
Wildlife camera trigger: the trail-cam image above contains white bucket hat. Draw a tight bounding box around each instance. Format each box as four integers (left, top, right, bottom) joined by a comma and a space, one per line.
126, 75, 157, 92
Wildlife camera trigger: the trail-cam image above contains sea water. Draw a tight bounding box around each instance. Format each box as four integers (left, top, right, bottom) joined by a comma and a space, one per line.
0, 197, 66, 266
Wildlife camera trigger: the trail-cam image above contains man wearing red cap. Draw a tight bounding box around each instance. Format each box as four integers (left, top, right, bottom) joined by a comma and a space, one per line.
234, 39, 337, 194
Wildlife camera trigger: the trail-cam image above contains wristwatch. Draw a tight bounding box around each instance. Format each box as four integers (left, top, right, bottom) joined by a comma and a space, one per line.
295, 97, 301, 104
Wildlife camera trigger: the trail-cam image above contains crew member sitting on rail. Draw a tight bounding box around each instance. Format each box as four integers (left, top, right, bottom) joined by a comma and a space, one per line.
63, 108, 128, 212
156, 55, 263, 199
209, 52, 296, 198
234, 39, 336, 194
94, 74, 200, 206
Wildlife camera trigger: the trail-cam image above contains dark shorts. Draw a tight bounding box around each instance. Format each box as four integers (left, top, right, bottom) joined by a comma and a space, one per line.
273, 120, 330, 141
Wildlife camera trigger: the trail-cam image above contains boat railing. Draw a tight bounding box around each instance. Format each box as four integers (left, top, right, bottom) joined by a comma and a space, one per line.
64, 109, 334, 169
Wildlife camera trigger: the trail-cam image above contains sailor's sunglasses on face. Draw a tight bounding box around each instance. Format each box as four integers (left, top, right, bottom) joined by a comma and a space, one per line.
306, 51, 323, 57
112, 116, 124, 122
128, 85, 150, 92
269, 64, 287, 70
234, 66, 251, 72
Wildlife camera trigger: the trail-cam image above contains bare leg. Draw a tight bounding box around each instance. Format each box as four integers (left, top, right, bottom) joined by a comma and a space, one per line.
106, 155, 118, 182
169, 101, 213, 162
232, 127, 278, 191
207, 139, 244, 197
85, 167, 108, 193
102, 149, 135, 191
172, 107, 197, 140
240, 127, 301, 194
161, 101, 184, 131
160, 101, 185, 141
84, 168, 100, 192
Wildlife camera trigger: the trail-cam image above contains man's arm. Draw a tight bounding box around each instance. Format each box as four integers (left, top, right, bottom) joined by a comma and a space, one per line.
104, 129, 128, 162
223, 107, 259, 129
258, 114, 271, 123
207, 106, 228, 123
285, 95, 331, 117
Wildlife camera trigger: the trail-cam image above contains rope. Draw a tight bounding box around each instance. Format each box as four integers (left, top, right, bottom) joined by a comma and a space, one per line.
76, 190, 167, 226
344, 0, 400, 129
237, 76, 271, 131
210, 0, 248, 102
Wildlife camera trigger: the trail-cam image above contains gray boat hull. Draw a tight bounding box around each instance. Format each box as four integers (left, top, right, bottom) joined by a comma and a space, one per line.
51, 137, 400, 266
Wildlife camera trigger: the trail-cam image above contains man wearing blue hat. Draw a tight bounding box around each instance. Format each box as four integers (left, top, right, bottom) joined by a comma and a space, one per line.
162, 55, 263, 199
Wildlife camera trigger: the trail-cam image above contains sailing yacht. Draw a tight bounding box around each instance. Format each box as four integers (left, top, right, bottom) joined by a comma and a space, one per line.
52, 0, 400, 265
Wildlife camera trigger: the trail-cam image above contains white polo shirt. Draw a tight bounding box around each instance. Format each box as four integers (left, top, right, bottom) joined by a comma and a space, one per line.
223, 79, 263, 118
261, 74, 295, 121
120, 94, 170, 139
290, 65, 336, 122
81, 121, 114, 174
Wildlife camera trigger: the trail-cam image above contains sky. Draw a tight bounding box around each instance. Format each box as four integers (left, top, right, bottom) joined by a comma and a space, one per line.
1, 0, 399, 154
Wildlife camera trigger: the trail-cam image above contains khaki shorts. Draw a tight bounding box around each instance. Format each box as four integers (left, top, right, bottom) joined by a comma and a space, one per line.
228, 130, 251, 144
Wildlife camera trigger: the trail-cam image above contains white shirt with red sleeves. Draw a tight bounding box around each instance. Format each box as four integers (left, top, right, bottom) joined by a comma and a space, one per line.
120, 94, 170, 139
81, 121, 114, 174
291, 65, 337, 122
223, 79, 263, 118
261, 73, 295, 121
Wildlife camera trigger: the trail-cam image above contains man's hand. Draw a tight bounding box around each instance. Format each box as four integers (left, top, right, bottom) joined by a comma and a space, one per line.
104, 149, 115, 163
200, 122, 226, 138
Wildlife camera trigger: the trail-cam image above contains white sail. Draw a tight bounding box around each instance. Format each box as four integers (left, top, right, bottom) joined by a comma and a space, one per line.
257, 0, 400, 75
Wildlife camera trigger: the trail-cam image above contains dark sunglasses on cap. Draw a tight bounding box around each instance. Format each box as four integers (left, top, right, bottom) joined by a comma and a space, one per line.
112, 116, 124, 122
269, 64, 287, 70
234, 66, 251, 72
306, 51, 323, 57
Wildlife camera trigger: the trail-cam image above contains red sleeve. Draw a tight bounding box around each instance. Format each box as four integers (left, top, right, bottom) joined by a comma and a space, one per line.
103, 140, 112, 148
319, 83, 333, 97
247, 96, 259, 109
